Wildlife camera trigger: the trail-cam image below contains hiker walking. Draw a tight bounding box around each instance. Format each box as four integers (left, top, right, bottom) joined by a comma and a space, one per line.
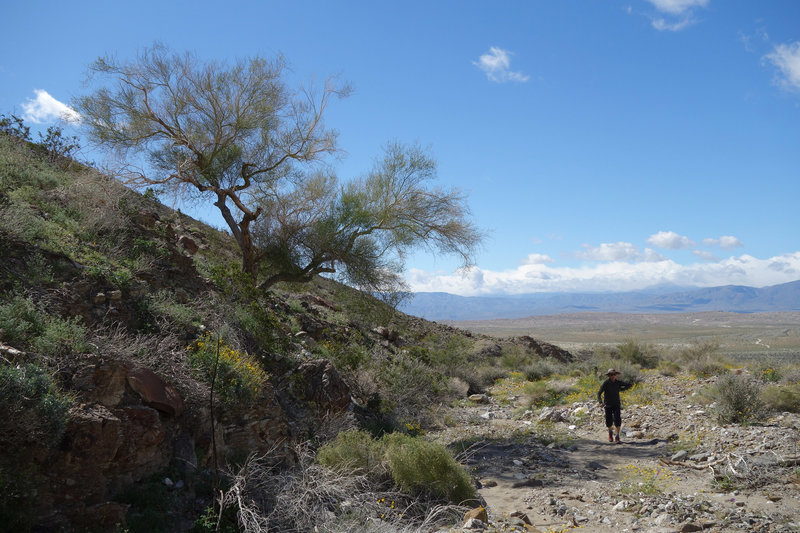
597, 368, 632, 443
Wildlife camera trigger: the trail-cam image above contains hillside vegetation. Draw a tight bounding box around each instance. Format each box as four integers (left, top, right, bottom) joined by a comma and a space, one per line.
0, 120, 570, 531
3, 122, 800, 533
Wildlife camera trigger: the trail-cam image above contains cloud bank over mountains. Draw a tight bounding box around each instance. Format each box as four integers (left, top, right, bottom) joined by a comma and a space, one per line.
407, 251, 800, 296
407, 229, 799, 296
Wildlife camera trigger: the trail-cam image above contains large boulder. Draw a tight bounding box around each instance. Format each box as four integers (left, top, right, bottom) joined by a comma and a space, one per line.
295, 359, 351, 413
127, 367, 185, 417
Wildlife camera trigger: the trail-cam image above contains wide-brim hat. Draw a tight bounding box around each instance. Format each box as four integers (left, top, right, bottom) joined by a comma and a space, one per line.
606, 368, 619, 376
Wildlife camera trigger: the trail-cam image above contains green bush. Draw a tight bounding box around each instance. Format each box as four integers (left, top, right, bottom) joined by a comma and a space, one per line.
382, 433, 475, 504
0, 296, 45, 346
0, 296, 89, 355
316, 429, 384, 475
710, 374, 764, 425
617, 339, 659, 369
687, 356, 730, 378
0, 363, 73, 449
761, 383, 800, 413
317, 430, 475, 505
656, 359, 681, 376
522, 358, 565, 381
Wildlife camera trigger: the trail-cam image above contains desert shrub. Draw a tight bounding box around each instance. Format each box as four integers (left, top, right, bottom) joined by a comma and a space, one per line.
187, 332, 269, 405
522, 378, 576, 408
33, 315, 90, 356
366, 351, 447, 428
317, 429, 386, 475
564, 374, 601, 403
501, 345, 531, 370
656, 359, 681, 376
709, 374, 764, 425
454, 364, 509, 394
686, 355, 730, 378
753, 363, 782, 383
0, 363, 73, 449
0, 296, 89, 355
522, 357, 565, 381
622, 381, 662, 406
0, 295, 45, 346
617, 339, 659, 369
37, 125, 80, 167
382, 433, 475, 504
145, 290, 201, 336
0, 113, 31, 141
761, 383, 800, 413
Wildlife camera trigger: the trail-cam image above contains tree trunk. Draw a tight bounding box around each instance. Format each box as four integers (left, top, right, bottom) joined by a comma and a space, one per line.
214, 194, 258, 277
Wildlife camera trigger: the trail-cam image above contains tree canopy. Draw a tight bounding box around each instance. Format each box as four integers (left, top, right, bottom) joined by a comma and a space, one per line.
77, 45, 482, 293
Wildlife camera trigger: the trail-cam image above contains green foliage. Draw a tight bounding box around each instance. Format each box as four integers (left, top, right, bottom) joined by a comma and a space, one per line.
522, 378, 576, 408
317, 430, 474, 504
761, 383, 800, 413
0, 363, 73, 449
522, 358, 566, 381
37, 125, 81, 167
0, 295, 89, 355
145, 290, 200, 335
0, 113, 31, 141
619, 464, 672, 495
382, 433, 475, 504
709, 374, 764, 425
755, 363, 782, 383
234, 301, 290, 356
656, 359, 681, 376
191, 506, 238, 533
316, 429, 385, 475
187, 332, 269, 405
617, 339, 659, 369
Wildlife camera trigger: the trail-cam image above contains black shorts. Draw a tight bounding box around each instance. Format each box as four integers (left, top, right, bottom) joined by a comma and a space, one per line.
604, 405, 622, 427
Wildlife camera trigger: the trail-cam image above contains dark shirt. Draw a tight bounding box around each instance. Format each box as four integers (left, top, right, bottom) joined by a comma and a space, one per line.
597, 378, 632, 407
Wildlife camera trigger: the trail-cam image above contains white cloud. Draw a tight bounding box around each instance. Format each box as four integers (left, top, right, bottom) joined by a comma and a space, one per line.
647, 231, 695, 249
522, 253, 555, 265
473, 47, 530, 83
651, 17, 695, 32
21, 89, 80, 124
765, 41, 800, 92
575, 242, 641, 261
406, 252, 800, 296
692, 250, 719, 261
645, 0, 708, 31
646, 0, 708, 15
703, 235, 743, 249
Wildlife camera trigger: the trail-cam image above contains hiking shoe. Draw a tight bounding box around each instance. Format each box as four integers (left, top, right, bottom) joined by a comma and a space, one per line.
614, 435, 621, 443
608, 431, 614, 442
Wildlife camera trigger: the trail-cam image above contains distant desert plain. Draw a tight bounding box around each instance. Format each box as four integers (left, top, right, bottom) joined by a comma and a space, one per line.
448, 311, 800, 362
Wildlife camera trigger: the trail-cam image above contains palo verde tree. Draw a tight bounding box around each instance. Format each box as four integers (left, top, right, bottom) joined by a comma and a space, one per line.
76, 44, 344, 278
254, 141, 483, 292
77, 45, 482, 292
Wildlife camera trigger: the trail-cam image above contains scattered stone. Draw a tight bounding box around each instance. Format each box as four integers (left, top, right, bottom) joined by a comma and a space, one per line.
672, 450, 689, 461
177, 234, 199, 254
464, 506, 489, 524
469, 394, 489, 404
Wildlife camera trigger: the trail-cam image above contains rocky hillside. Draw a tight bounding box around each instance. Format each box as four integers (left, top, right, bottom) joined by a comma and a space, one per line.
0, 127, 572, 531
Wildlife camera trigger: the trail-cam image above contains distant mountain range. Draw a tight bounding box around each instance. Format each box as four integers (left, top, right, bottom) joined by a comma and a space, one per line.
399, 280, 800, 321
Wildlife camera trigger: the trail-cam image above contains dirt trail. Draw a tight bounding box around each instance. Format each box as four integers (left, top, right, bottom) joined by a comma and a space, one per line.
433, 374, 800, 532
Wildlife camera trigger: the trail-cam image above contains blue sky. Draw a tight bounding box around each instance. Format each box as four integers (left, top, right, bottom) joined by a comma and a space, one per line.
2, 0, 800, 296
